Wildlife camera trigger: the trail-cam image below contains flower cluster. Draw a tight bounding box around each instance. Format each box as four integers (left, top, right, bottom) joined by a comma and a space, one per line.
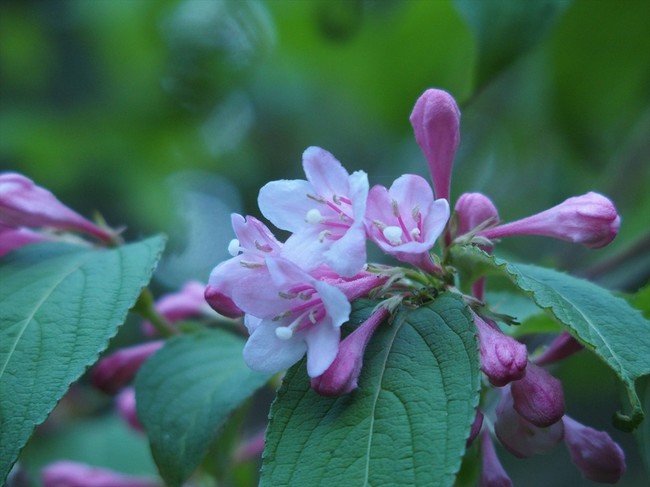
205, 88, 626, 484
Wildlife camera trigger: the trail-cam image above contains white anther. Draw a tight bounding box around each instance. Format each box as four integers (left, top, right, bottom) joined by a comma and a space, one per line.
275, 327, 294, 340
306, 209, 323, 224
410, 228, 421, 240
228, 239, 241, 257
318, 230, 331, 242
383, 226, 403, 246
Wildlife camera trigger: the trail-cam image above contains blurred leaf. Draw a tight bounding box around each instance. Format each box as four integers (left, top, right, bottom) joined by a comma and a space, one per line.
627, 283, 650, 320
0, 236, 165, 483
135, 328, 270, 487
261, 293, 480, 487
454, 0, 570, 88
451, 245, 650, 431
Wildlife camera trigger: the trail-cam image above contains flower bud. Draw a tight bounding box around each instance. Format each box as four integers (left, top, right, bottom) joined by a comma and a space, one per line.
204, 283, 244, 318
116, 387, 143, 432
142, 281, 210, 336
473, 313, 527, 387
467, 409, 484, 447
454, 192, 499, 237
510, 363, 565, 427
91, 341, 163, 394
480, 192, 620, 249
534, 331, 583, 367
480, 429, 513, 487
233, 429, 266, 463
0, 224, 50, 256
563, 416, 626, 483
311, 307, 389, 396
410, 89, 460, 201
0, 172, 113, 241
41, 461, 161, 487
494, 386, 564, 458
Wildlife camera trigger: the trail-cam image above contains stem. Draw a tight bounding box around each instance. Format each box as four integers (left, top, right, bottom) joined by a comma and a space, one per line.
132, 288, 176, 337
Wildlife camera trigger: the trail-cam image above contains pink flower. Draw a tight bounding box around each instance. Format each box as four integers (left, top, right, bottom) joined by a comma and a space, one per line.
91, 341, 163, 394
116, 387, 143, 432
205, 214, 283, 318
365, 174, 449, 272
409, 89, 461, 201
479, 429, 513, 487
0, 224, 51, 256
258, 146, 369, 277
142, 280, 211, 335
473, 313, 527, 387
494, 386, 564, 458
234, 257, 352, 377
0, 172, 113, 241
563, 416, 626, 483
480, 192, 620, 249
311, 307, 389, 396
41, 461, 161, 487
510, 362, 565, 427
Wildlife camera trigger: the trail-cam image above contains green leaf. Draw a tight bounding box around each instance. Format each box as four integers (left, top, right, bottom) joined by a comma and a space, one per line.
454, 0, 570, 87
135, 328, 270, 487
451, 246, 650, 430
261, 292, 480, 487
0, 236, 165, 483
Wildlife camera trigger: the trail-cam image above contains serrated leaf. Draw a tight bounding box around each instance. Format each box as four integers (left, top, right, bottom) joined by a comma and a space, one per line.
451, 246, 650, 430
0, 236, 165, 483
135, 328, 270, 487
261, 292, 480, 487
454, 0, 570, 87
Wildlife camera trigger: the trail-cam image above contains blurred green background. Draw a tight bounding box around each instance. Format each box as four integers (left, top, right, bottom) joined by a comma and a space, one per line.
2, 0, 649, 486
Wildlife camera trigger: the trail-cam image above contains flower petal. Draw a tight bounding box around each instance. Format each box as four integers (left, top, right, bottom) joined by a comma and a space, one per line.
258, 179, 313, 233
243, 320, 308, 373
304, 322, 341, 377
302, 146, 350, 198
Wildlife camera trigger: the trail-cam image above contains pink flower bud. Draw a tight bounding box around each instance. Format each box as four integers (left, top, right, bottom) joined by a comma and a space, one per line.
142, 281, 209, 336
410, 89, 461, 201
41, 461, 161, 487
116, 387, 143, 432
480, 429, 513, 487
0, 172, 113, 241
480, 192, 620, 249
563, 416, 626, 483
454, 192, 499, 237
494, 386, 564, 458
91, 341, 163, 394
473, 313, 527, 387
534, 331, 583, 367
233, 429, 266, 463
0, 224, 50, 256
510, 363, 564, 427
311, 307, 389, 396
204, 284, 244, 318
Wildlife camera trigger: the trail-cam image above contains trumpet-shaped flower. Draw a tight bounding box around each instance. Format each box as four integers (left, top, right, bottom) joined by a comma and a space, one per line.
234, 257, 351, 377
0, 224, 51, 256
480, 192, 620, 249
365, 174, 449, 271
205, 213, 283, 317
410, 89, 461, 201
0, 172, 113, 241
258, 146, 369, 277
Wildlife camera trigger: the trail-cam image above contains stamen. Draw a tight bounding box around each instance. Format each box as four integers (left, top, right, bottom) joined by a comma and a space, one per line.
255, 240, 273, 252
383, 226, 403, 245
307, 193, 327, 203
373, 220, 387, 230
318, 230, 332, 242
410, 228, 421, 240
333, 194, 342, 205
240, 260, 263, 269
391, 199, 400, 217
412, 206, 420, 221
228, 239, 241, 257
309, 309, 318, 324
306, 208, 323, 224
275, 327, 294, 340
278, 291, 298, 299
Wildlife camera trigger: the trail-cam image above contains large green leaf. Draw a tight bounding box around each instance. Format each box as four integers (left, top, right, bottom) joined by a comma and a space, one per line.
452, 246, 650, 430
135, 328, 270, 487
454, 0, 570, 88
0, 236, 165, 483
261, 292, 480, 487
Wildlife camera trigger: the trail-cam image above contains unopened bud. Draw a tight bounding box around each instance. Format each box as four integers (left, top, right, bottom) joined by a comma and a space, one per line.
534, 331, 583, 366
116, 387, 143, 432
480, 192, 620, 249
510, 363, 565, 427
454, 192, 499, 237
0, 224, 50, 256
91, 341, 163, 394
41, 461, 161, 487
480, 429, 513, 487
142, 281, 208, 336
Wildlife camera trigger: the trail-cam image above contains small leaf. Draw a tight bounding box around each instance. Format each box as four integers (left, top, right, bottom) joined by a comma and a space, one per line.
261, 293, 480, 487
135, 328, 270, 487
454, 0, 571, 87
451, 246, 650, 430
0, 236, 165, 483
